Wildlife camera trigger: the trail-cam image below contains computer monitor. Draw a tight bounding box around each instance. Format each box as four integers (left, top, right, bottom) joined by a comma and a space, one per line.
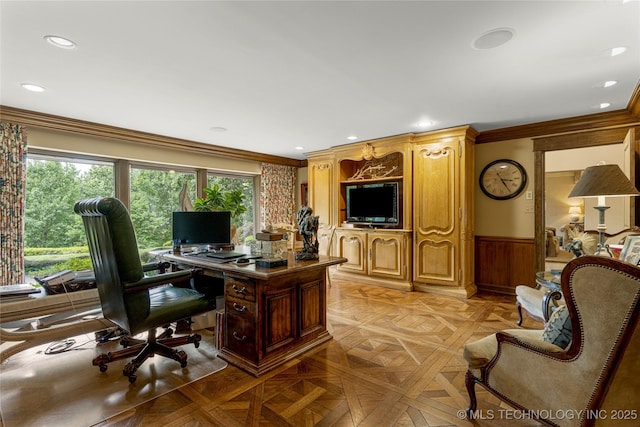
172, 211, 231, 246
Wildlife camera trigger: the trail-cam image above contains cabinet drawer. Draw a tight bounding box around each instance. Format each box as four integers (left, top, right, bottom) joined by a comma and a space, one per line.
225, 312, 257, 360
225, 276, 256, 302
225, 295, 256, 319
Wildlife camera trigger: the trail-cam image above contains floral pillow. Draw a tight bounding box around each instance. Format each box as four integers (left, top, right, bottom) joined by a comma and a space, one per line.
541, 305, 572, 349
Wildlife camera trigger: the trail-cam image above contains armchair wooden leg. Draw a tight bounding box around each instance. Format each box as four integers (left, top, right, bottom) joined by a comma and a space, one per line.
465, 370, 478, 419
516, 301, 524, 326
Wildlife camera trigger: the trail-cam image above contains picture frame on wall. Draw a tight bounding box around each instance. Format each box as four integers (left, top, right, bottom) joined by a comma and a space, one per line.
620, 235, 640, 266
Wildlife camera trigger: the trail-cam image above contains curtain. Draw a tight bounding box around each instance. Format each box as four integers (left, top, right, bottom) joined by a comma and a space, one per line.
260, 163, 297, 228
1, 122, 27, 286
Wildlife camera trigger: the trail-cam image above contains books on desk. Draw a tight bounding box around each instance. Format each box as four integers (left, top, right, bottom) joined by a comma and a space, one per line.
34, 270, 97, 294
37, 269, 75, 286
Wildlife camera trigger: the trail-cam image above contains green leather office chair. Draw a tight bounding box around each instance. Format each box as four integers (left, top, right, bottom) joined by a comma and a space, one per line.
74, 197, 213, 382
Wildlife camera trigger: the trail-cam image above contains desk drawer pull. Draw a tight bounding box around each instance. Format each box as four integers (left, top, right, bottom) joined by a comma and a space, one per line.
232, 331, 246, 341
232, 284, 247, 294
232, 302, 247, 312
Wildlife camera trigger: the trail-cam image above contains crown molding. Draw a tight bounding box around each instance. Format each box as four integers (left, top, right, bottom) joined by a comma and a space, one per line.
4, 81, 640, 161
0, 106, 306, 168
476, 81, 640, 144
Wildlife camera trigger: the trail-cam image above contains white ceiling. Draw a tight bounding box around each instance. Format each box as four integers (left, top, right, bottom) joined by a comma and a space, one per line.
1, 1, 639, 161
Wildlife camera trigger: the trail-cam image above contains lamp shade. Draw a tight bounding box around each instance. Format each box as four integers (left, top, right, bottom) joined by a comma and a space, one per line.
568, 164, 640, 198
568, 206, 581, 215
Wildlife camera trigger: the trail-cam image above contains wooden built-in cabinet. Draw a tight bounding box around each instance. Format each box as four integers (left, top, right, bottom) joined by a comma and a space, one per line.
307, 155, 335, 226
308, 126, 477, 297
335, 228, 412, 290
412, 128, 476, 297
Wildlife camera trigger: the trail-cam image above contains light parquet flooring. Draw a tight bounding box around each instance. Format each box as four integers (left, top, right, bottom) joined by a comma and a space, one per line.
93, 280, 544, 427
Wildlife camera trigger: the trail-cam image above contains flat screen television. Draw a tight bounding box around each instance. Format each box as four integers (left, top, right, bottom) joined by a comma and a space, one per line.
345, 181, 400, 226
172, 211, 231, 246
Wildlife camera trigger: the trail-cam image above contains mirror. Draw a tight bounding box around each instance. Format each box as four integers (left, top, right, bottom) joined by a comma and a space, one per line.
534, 127, 637, 271
545, 144, 631, 261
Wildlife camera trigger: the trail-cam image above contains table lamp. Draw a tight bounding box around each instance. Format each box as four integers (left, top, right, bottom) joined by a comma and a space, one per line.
568, 206, 582, 223
568, 164, 640, 256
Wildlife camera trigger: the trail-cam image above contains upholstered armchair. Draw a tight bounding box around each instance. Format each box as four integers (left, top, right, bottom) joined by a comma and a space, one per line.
74, 197, 213, 382
464, 256, 640, 426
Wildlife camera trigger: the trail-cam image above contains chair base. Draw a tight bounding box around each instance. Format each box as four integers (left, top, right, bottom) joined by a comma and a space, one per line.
92, 326, 201, 383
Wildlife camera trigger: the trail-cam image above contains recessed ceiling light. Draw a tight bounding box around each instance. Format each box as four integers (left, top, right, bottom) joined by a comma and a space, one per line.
603, 80, 618, 88
600, 102, 611, 109
416, 121, 433, 128
21, 83, 46, 92
610, 47, 627, 57
210, 126, 227, 132
347, 135, 358, 141
472, 28, 515, 50
44, 35, 76, 49
295, 146, 304, 150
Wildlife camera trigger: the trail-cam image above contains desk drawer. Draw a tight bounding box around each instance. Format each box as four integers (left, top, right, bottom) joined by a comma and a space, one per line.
225, 312, 257, 360
225, 276, 256, 302
225, 295, 256, 319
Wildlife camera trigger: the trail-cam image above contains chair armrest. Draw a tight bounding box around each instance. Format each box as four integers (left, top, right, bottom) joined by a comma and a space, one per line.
123, 269, 192, 294
141, 261, 171, 273
541, 290, 563, 322
479, 332, 577, 414
495, 331, 566, 356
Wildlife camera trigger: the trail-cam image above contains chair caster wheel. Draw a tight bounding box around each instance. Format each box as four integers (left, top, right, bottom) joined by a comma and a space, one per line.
99, 364, 108, 373
177, 350, 188, 368
123, 362, 137, 382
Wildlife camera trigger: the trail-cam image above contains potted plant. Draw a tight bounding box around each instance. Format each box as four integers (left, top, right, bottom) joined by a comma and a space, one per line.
193, 184, 247, 244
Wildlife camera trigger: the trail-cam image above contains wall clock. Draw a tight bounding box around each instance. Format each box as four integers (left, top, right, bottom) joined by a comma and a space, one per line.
479, 159, 527, 200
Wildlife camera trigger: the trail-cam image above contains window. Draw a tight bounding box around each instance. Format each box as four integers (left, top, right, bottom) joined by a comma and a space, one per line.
206, 174, 256, 244
129, 165, 196, 249
23, 152, 259, 280
24, 154, 114, 278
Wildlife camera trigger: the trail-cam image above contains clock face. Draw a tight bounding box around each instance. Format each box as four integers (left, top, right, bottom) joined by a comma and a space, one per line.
479, 159, 527, 200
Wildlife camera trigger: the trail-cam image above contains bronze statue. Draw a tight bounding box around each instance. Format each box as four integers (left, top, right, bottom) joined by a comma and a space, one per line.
295, 205, 319, 260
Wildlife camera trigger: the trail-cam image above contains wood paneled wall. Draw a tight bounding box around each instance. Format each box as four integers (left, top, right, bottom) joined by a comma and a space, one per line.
475, 236, 535, 294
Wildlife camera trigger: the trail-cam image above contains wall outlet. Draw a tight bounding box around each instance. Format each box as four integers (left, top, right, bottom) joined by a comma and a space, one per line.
525, 191, 533, 200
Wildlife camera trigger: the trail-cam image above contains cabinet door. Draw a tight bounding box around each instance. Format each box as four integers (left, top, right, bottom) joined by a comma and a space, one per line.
336, 230, 367, 274
299, 279, 325, 337
308, 159, 334, 226
368, 232, 408, 280
264, 286, 296, 354
413, 141, 459, 286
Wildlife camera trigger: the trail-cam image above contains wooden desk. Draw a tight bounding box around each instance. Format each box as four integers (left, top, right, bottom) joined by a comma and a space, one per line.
159, 251, 346, 376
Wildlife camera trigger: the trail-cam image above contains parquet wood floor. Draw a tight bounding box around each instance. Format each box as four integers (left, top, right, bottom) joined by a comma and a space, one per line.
93, 280, 544, 426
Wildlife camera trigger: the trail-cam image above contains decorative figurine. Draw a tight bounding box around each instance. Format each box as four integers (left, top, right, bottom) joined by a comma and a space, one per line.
295, 205, 319, 260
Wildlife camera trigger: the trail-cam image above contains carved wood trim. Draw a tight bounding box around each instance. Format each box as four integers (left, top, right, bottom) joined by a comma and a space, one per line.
532, 127, 632, 152
0, 105, 305, 168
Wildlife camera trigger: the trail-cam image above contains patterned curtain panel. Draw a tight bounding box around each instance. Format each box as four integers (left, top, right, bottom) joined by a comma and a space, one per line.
260, 163, 297, 229
0, 122, 27, 286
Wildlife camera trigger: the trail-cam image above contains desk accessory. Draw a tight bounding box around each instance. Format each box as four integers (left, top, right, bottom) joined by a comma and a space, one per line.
256, 258, 288, 268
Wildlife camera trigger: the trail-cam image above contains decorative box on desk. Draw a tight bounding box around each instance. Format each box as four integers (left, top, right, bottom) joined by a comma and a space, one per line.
255, 232, 284, 241
250, 239, 287, 258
